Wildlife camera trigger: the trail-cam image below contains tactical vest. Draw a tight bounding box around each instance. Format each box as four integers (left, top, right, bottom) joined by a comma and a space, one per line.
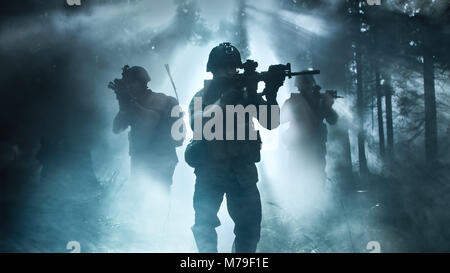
128, 92, 179, 163
283, 93, 328, 156
185, 80, 262, 168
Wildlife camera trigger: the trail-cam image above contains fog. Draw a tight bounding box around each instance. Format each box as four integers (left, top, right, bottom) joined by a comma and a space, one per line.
0, 0, 449, 252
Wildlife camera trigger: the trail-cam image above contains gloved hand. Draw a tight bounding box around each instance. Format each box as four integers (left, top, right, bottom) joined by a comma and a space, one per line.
322, 93, 335, 108
108, 79, 133, 111
264, 65, 285, 101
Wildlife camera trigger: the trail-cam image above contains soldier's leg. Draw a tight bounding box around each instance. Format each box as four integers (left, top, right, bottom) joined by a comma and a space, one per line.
317, 142, 328, 187
130, 155, 146, 184
226, 182, 262, 253
192, 175, 225, 253
151, 160, 177, 194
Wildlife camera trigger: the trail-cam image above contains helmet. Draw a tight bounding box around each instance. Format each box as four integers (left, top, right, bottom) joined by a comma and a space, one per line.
295, 74, 319, 92
122, 65, 151, 85
206, 42, 242, 72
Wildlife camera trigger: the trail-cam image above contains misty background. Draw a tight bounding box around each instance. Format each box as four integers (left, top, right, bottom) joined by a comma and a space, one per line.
0, 0, 449, 252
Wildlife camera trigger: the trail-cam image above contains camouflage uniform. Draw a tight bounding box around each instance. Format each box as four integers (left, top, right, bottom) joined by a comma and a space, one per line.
111, 66, 184, 190
281, 76, 338, 183
185, 43, 281, 253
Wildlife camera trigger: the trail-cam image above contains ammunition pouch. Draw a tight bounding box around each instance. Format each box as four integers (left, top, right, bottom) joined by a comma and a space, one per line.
185, 136, 262, 168
185, 139, 206, 168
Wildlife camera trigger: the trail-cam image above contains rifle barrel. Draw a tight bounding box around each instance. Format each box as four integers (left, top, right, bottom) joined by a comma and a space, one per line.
289, 70, 321, 76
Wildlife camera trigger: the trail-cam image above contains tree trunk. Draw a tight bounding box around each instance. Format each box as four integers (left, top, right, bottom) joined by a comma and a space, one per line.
423, 51, 437, 166
375, 69, 385, 159
356, 43, 368, 175
385, 75, 394, 161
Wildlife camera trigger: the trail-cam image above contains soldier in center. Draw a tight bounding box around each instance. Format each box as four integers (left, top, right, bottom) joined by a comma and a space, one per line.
185, 42, 284, 253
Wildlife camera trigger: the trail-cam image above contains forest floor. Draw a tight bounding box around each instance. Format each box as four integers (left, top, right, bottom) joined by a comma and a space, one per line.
1, 159, 449, 253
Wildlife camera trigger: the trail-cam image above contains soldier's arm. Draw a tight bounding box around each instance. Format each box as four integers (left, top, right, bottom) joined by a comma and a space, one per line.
130, 100, 161, 132
189, 90, 209, 131
189, 94, 198, 131
325, 107, 338, 125
322, 94, 338, 125
167, 97, 185, 147
280, 97, 293, 124
253, 69, 285, 130
254, 93, 280, 130
112, 111, 130, 134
